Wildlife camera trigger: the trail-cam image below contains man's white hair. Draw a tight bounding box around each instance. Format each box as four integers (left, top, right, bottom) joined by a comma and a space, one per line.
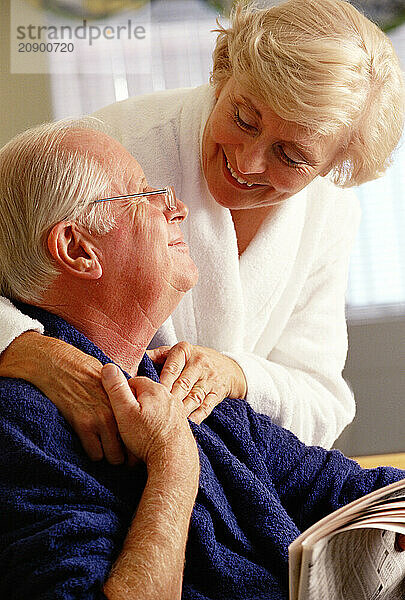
0, 118, 116, 303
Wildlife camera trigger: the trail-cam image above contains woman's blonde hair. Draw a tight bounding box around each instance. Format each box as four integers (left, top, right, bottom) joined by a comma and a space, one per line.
211, 0, 404, 187
0, 118, 116, 303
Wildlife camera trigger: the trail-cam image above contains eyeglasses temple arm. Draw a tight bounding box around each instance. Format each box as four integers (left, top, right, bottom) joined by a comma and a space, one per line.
93, 188, 168, 204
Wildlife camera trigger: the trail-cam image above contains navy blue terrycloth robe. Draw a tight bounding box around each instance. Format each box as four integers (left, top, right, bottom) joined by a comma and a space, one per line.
0, 304, 404, 600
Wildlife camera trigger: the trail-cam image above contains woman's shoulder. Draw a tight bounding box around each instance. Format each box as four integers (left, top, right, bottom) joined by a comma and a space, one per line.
306, 176, 361, 226
302, 177, 361, 257
92, 84, 209, 143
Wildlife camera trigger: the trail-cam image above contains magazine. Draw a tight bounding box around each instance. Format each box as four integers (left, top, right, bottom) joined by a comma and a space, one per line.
289, 479, 405, 600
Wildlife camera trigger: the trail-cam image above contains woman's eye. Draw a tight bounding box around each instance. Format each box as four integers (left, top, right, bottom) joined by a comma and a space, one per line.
233, 107, 258, 133
276, 145, 301, 168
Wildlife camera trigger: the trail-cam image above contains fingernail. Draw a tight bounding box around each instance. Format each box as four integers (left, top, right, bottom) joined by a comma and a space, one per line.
102, 363, 120, 382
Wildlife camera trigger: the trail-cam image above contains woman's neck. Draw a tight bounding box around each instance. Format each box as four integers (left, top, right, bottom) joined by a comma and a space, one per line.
231, 205, 275, 255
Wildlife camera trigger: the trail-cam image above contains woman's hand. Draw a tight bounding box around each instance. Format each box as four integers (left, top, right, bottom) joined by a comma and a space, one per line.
0, 331, 125, 465
101, 364, 199, 470
148, 342, 247, 424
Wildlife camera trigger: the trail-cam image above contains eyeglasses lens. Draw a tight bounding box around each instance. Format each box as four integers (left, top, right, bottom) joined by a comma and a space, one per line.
165, 187, 177, 211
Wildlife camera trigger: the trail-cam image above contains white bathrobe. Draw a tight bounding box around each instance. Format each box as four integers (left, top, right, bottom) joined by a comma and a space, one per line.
0, 84, 360, 448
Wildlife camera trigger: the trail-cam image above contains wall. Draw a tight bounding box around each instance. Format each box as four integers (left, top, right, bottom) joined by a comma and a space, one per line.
0, 0, 52, 147
335, 318, 405, 456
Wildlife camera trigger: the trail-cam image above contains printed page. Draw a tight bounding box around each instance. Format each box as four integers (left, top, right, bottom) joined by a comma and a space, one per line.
300, 528, 405, 600
289, 480, 405, 600
290, 480, 405, 553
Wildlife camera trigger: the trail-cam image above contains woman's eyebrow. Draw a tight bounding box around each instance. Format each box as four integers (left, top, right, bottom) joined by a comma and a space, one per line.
290, 143, 320, 164
239, 95, 262, 120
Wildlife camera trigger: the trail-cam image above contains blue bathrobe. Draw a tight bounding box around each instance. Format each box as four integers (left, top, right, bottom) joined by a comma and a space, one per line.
0, 304, 403, 600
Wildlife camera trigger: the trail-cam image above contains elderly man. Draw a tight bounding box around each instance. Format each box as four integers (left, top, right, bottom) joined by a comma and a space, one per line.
0, 120, 404, 600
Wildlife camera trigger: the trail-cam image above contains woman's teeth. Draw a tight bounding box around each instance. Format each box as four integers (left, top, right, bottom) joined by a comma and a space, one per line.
226, 159, 254, 187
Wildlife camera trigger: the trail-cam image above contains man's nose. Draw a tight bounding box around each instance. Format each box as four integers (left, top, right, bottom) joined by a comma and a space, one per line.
235, 141, 268, 174
167, 194, 188, 223
150, 189, 188, 223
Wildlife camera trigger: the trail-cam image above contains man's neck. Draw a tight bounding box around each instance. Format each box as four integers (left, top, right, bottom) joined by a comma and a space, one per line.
38, 295, 157, 377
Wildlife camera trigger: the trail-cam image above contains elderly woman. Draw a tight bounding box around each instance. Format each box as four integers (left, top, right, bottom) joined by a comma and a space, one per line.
0, 0, 403, 460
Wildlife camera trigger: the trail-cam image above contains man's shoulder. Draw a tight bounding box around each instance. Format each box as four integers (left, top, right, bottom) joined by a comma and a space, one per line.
0, 375, 51, 406
205, 397, 280, 449
0, 377, 61, 442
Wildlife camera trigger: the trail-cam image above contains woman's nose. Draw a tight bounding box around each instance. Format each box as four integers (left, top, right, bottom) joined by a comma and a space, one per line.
235, 142, 267, 174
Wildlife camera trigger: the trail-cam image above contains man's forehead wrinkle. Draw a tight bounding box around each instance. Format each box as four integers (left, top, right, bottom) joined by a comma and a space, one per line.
60, 128, 122, 165
58, 128, 146, 196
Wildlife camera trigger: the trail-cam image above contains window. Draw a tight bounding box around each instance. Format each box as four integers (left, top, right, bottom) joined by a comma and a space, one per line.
346, 23, 405, 318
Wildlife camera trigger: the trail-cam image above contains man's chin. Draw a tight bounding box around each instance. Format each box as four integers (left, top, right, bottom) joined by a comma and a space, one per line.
180, 269, 199, 293
176, 263, 199, 295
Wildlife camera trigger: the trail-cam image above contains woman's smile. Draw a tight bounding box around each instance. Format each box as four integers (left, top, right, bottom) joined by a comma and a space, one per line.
201, 77, 340, 211
222, 150, 267, 189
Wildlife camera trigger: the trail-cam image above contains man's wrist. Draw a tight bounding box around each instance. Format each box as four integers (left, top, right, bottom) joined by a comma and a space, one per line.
147, 439, 200, 485
0, 330, 42, 380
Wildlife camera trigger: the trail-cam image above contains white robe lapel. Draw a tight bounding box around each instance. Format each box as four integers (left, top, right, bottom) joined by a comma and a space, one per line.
239, 188, 307, 348
172, 85, 245, 352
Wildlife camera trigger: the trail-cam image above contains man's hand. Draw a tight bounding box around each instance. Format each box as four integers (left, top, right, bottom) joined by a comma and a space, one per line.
101, 363, 199, 600
101, 363, 198, 469
148, 342, 247, 424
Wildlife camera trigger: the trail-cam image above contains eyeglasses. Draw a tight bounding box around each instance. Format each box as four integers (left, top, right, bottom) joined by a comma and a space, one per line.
93, 186, 177, 211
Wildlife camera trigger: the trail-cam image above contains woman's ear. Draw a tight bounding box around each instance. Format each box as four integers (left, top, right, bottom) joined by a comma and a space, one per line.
47, 222, 103, 280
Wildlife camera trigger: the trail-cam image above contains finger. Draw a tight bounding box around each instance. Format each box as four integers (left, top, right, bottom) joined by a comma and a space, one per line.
102, 364, 140, 421
188, 392, 220, 425
159, 346, 188, 390
77, 430, 104, 462
127, 375, 165, 396
170, 365, 202, 402
127, 450, 141, 469
182, 384, 206, 416
99, 428, 126, 466
147, 346, 171, 364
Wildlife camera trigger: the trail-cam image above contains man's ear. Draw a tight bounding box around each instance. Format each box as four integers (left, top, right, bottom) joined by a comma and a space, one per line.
47, 222, 103, 280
